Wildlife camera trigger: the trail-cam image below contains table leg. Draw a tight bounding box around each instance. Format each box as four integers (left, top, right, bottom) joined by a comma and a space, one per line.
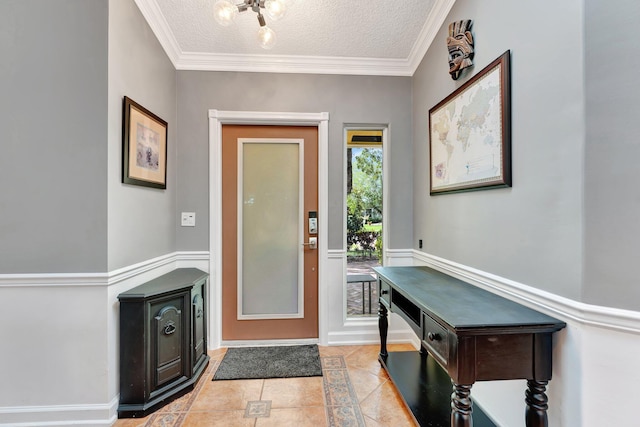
378, 300, 388, 358
525, 380, 549, 427
451, 382, 473, 427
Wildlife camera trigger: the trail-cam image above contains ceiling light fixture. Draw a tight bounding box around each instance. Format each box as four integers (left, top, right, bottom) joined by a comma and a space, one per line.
213, 0, 292, 50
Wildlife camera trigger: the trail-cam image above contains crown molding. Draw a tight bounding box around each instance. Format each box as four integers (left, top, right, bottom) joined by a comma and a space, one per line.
407, 0, 457, 74
134, 0, 455, 76
133, 0, 182, 67
175, 52, 414, 76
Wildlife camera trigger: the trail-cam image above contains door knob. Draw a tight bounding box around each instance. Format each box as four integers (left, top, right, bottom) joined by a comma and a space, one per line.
302, 237, 318, 249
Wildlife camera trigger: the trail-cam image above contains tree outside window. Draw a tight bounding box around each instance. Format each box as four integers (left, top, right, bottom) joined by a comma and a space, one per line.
347, 147, 382, 260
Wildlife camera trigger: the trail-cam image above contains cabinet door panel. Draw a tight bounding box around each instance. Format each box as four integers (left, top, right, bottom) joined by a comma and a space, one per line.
192, 291, 205, 366
152, 300, 184, 388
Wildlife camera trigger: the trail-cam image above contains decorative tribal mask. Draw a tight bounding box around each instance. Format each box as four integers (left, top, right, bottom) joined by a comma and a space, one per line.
446, 20, 474, 80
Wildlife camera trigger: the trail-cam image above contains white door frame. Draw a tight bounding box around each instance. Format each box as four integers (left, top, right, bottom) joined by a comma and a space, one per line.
208, 110, 329, 349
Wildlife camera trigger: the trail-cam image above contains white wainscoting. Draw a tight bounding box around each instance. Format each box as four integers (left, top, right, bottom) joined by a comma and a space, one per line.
0, 251, 209, 427
326, 249, 417, 347
412, 250, 640, 427
4, 249, 636, 426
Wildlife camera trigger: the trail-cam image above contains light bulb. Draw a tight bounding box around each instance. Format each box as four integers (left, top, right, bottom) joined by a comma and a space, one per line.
213, 0, 238, 26
265, 0, 287, 21
257, 26, 276, 49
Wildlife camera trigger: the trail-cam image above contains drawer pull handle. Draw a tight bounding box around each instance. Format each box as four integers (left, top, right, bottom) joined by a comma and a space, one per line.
163, 321, 176, 335
381, 289, 389, 295
427, 332, 441, 342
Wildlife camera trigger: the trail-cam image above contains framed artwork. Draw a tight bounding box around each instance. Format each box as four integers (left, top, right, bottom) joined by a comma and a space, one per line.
429, 50, 511, 195
122, 96, 168, 189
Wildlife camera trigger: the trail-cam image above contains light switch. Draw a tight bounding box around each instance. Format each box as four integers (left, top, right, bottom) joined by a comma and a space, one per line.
181, 212, 196, 227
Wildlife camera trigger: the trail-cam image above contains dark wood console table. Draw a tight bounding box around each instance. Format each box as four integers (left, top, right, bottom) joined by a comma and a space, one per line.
374, 266, 565, 427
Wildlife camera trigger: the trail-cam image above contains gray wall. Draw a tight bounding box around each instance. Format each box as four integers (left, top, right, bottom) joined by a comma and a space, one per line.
413, 0, 585, 301
107, 0, 178, 271
176, 71, 413, 251
584, 0, 640, 310
0, 0, 109, 273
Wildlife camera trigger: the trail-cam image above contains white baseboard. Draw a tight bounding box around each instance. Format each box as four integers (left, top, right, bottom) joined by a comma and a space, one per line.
328, 329, 418, 347
0, 397, 118, 427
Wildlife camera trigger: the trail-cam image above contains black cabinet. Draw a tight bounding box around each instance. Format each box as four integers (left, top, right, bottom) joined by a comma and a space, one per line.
118, 268, 209, 418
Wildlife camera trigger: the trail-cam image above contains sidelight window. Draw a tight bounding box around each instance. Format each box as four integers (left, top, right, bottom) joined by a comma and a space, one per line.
345, 129, 384, 318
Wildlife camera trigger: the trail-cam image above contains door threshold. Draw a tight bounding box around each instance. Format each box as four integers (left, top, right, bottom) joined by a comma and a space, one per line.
220, 338, 319, 348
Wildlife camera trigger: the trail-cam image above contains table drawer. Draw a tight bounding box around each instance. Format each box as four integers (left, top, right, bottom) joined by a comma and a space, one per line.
422, 313, 449, 366
379, 279, 391, 306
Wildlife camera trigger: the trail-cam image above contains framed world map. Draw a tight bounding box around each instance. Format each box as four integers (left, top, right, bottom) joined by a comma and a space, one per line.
429, 50, 511, 195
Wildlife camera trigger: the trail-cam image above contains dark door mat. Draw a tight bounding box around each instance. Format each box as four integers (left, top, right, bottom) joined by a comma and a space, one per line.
213, 344, 322, 380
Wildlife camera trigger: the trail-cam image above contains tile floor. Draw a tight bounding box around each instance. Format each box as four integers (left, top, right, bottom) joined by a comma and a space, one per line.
114, 344, 417, 427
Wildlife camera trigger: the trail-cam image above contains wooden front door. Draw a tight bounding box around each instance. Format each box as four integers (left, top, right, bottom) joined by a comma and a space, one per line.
221, 125, 319, 340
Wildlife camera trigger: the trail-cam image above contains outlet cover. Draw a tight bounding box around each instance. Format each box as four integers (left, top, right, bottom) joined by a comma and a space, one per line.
181, 212, 196, 227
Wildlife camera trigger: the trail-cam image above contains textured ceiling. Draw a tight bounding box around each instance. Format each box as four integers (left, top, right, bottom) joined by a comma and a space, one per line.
135, 0, 455, 75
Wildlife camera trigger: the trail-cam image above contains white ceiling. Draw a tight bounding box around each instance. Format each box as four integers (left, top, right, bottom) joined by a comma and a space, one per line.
134, 0, 456, 76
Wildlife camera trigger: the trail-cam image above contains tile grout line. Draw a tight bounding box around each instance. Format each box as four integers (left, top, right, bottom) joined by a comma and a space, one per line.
349, 365, 390, 406
255, 378, 266, 426
173, 358, 219, 427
